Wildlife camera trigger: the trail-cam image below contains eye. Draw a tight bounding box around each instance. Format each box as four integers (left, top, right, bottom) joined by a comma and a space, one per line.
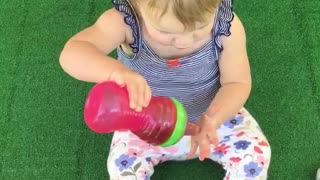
196, 23, 211, 31
159, 31, 170, 34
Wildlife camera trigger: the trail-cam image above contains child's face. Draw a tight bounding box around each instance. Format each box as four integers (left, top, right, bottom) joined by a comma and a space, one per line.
139, 5, 215, 49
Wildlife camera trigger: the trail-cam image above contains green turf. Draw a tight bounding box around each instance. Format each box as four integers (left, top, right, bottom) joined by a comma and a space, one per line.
1, 0, 319, 179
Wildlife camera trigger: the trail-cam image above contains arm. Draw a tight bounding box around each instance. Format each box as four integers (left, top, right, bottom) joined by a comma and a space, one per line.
206, 14, 251, 124
59, 9, 151, 111
59, 8, 128, 83
188, 14, 251, 161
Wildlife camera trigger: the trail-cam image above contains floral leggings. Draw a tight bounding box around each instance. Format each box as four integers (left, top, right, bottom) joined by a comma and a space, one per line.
107, 108, 271, 180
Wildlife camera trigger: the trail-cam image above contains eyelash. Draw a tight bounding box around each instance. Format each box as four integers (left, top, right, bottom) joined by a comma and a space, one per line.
158, 26, 208, 35
160, 31, 170, 34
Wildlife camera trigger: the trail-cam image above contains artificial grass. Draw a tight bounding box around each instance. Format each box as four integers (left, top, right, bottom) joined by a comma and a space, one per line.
1, 0, 319, 179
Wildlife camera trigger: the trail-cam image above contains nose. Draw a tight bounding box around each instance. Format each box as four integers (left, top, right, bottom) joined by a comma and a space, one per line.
172, 35, 194, 49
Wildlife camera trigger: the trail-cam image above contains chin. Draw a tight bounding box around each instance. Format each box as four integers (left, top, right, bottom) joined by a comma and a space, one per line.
175, 46, 190, 50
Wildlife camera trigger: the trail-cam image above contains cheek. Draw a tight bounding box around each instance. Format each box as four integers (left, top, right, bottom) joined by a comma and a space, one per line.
146, 29, 173, 45
194, 29, 212, 41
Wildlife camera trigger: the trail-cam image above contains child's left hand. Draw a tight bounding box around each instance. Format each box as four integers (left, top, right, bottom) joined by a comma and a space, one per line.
188, 113, 221, 161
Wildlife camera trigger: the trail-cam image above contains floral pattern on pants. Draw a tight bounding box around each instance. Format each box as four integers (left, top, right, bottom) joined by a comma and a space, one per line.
107, 108, 271, 180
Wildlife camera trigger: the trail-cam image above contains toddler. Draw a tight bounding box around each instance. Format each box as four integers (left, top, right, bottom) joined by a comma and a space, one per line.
60, 0, 271, 179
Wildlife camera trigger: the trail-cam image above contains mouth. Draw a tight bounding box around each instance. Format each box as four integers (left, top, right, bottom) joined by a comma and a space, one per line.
175, 46, 190, 50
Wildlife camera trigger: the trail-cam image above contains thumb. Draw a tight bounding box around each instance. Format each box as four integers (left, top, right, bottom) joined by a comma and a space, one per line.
184, 122, 200, 136
113, 76, 125, 87
208, 128, 219, 146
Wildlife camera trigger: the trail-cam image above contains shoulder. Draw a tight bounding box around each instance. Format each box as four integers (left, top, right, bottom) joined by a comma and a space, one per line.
220, 13, 246, 47
218, 13, 248, 66
95, 8, 123, 28
96, 8, 134, 44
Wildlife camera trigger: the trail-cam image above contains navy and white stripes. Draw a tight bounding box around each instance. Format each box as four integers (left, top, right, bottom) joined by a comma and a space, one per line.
114, 0, 234, 122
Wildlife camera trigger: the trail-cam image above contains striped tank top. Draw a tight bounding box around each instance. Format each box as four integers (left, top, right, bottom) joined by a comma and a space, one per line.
112, 0, 234, 122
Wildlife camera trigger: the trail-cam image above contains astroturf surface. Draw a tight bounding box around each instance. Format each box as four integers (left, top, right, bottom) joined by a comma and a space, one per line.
1, 0, 320, 179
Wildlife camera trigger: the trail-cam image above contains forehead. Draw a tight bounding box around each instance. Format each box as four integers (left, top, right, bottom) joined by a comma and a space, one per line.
140, 7, 213, 33
139, 5, 184, 32
150, 12, 186, 32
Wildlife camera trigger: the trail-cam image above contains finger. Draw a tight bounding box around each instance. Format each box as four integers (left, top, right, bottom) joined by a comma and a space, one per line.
143, 85, 152, 107
208, 128, 219, 146
127, 83, 138, 110
209, 135, 219, 147
187, 139, 198, 159
198, 138, 211, 161
135, 83, 145, 112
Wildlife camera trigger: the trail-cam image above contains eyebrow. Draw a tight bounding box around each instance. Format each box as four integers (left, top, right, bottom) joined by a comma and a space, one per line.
152, 25, 180, 34
156, 23, 209, 34
198, 24, 209, 29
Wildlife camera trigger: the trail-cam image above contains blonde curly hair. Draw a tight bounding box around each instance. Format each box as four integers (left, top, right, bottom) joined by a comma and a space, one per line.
131, 0, 221, 31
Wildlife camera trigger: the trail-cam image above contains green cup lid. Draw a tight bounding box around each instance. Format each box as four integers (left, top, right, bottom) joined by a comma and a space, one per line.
161, 98, 187, 147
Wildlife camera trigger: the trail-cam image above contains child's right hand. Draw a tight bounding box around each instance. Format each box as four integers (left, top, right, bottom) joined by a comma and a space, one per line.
110, 67, 152, 112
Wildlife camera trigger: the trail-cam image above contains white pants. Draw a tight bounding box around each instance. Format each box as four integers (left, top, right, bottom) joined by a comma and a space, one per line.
107, 108, 271, 180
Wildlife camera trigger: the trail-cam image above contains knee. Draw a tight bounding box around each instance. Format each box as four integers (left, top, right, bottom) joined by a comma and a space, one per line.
244, 139, 271, 179
226, 140, 271, 180
107, 154, 135, 179
264, 141, 271, 162
107, 154, 152, 180
255, 139, 271, 168
240, 138, 271, 169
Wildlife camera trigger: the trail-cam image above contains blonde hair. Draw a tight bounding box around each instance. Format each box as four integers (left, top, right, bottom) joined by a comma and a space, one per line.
132, 0, 221, 31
